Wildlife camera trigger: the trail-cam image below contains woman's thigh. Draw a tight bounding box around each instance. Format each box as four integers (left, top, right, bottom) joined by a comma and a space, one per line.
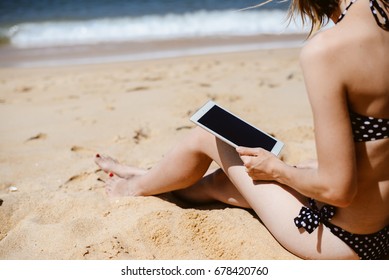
238, 181, 358, 259
196, 128, 358, 259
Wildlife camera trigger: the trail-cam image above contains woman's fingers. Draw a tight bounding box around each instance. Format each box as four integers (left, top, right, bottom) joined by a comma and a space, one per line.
236, 146, 262, 156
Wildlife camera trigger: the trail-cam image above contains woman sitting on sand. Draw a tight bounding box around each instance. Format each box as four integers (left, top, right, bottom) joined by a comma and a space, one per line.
95, 0, 389, 259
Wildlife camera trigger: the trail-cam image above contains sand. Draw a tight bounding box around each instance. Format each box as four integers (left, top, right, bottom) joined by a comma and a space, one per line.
0, 46, 314, 260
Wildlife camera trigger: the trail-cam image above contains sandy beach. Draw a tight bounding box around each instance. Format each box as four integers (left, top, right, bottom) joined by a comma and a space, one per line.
0, 41, 315, 259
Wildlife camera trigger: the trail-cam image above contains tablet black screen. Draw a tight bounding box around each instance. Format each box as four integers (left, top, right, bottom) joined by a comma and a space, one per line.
198, 105, 277, 150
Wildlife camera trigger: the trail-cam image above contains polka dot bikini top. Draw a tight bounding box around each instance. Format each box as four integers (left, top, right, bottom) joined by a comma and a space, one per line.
337, 1, 389, 141
350, 111, 389, 142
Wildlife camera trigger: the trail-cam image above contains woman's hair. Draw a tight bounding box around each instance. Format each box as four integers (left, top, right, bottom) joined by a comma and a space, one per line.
287, 0, 389, 35
243, 0, 341, 36
244, 0, 389, 35
287, 0, 340, 36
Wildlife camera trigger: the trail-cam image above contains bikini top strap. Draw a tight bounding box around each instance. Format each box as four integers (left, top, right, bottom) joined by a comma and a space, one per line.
337, 0, 358, 23
337, 0, 389, 30
370, 0, 389, 30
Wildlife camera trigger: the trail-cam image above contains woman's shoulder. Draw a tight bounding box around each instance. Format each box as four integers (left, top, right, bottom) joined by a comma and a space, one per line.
300, 28, 347, 64
299, 26, 358, 75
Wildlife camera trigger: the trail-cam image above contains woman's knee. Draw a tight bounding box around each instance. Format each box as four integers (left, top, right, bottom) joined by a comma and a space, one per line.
187, 127, 216, 151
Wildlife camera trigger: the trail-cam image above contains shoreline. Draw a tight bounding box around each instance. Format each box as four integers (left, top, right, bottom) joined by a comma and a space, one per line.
0, 34, 306, 68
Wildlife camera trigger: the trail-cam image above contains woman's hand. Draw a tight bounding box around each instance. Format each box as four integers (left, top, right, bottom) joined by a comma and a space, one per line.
236, 146, 282, 181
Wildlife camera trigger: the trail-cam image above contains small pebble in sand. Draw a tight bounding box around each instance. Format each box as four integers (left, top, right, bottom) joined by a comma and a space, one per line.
8, 186, 18, 192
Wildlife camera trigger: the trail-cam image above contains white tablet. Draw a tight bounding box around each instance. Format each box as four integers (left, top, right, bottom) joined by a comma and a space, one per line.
190, 100, 284, 156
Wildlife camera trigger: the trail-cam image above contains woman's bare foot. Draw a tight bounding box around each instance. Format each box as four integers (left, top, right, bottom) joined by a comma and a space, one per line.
105, 176, 144, 197
94, 154, 146, 179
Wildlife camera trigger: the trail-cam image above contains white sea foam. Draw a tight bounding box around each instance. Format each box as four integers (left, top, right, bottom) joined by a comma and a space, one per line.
4, 9, 309, 48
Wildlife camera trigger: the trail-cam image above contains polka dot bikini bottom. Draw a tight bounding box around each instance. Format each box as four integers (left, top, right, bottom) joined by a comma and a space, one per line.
294, 198, 389, 260
324, 219, 389, 260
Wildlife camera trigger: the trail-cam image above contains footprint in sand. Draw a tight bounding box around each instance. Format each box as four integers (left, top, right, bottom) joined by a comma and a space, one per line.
60, 172, 101, 192
287, 73, 295, 80
70, 145, 95, 156
133, 128, 149, 144
114, 128, 150, 144
199, 83, 211, 88
175, 125, 192, 131
15, 85, 33, 93
286, 72, 303, 81
267, 82, 280, 88
126, 86, 149, 92
83, 236, 130, 260
25, 133, 47, 142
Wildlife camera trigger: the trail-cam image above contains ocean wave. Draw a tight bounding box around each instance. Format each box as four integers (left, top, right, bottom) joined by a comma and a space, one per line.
1, 9, 309, 49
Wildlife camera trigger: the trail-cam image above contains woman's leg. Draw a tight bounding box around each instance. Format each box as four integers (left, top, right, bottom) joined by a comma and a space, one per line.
96, 127, 358, 259
212, 136, 358, 259
97, 127, 214, 197
173, 168, 251, 208
96, 153, 250, 207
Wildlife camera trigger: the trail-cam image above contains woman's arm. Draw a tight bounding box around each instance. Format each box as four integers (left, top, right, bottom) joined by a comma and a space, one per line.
238, 33, 358, 207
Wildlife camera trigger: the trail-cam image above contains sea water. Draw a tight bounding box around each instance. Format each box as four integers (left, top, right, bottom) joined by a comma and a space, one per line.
0, 0, 309, 49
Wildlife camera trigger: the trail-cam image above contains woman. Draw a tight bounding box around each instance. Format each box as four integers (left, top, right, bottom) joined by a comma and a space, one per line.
95, 0, 389, 260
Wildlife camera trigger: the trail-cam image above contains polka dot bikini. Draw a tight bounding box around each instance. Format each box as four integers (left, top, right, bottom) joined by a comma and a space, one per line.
294, 0, 389, 260
295, 110, 389, 259
326, 221, 389, 260
350, 111, 389, 142
295, 199, 389, 260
